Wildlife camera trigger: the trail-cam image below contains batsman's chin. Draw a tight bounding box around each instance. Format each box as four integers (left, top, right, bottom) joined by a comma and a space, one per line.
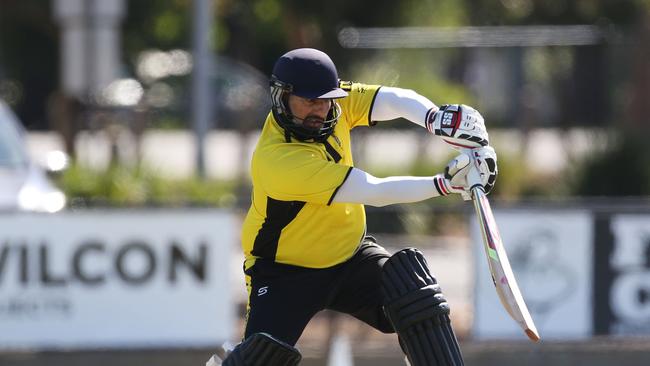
302, 119, 324, 130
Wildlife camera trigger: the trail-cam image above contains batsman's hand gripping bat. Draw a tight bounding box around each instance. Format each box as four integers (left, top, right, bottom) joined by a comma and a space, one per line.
466, 159, 540, 342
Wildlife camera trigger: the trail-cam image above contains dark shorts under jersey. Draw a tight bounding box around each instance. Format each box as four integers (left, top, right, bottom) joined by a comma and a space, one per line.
244, 237, 395, 346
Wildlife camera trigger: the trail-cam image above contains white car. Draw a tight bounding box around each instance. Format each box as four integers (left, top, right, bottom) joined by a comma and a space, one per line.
0, 100, 66, 213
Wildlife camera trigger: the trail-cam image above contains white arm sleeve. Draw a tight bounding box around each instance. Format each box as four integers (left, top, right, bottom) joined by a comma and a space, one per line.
370, 86, 437, 128
332, 168, 441, 207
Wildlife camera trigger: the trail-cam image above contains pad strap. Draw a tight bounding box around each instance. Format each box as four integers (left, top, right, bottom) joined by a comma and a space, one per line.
384, 284, 448, 331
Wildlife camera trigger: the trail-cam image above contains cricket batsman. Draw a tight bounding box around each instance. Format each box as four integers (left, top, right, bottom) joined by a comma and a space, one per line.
209, 48, 497, 366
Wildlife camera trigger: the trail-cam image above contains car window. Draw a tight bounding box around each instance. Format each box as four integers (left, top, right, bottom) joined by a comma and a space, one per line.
0, 102, 29, 168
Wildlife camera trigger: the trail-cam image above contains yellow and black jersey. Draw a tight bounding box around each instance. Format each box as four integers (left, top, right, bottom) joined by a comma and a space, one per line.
242, 82, 381, 269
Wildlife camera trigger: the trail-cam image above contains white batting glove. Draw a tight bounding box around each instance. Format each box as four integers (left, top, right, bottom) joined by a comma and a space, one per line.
426, 104, 489, 149
466, 146, 498, 194
433, 153, 472, 200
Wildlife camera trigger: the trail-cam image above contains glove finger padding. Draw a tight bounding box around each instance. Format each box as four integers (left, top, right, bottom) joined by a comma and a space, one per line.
445, 153, 471, 187
433, 153, 472, 201
470, 146, 498, 194
427, 104, 489, 149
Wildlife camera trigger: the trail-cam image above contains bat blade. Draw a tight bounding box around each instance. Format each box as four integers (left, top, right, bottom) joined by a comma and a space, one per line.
472, 187, 540, 342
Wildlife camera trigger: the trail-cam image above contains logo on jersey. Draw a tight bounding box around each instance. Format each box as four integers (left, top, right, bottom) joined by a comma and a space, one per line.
257, 286, 269, 296
339, 80, 353, 91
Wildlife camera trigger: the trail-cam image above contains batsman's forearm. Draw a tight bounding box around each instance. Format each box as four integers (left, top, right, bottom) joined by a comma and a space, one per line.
331, 168, 442, 207
370, 87, 437, 128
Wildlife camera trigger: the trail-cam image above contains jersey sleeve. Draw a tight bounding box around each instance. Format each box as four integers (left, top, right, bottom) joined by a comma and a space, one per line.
254, 144, 353, 205
338, 82, 381, 129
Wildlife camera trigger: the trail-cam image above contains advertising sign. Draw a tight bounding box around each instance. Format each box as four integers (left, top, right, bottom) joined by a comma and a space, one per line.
472, 210, 593, 340
0, 210, 235, 348
595, 214, 650, 335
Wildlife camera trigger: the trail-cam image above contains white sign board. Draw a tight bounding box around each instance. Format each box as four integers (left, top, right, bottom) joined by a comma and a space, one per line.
472, 210, 593, 340
608, 215, 650, 335
0, 210, 235, 348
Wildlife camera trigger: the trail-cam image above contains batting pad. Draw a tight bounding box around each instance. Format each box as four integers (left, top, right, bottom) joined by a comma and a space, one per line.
382, 248, 464, 366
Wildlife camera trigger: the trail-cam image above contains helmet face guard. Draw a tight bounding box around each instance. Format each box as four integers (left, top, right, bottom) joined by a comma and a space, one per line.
270, 77, 342, 142
269, 48, 348, 143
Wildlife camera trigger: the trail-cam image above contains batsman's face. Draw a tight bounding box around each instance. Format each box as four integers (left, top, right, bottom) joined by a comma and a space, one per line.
287, 94, 332, 130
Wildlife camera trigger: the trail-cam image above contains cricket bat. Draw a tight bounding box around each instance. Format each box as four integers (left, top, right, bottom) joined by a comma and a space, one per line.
467, 166, 540, 342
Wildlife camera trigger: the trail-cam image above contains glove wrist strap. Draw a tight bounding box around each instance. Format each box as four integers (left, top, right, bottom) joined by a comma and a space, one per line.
424, 107, 438, 134
433, 174, 450, 196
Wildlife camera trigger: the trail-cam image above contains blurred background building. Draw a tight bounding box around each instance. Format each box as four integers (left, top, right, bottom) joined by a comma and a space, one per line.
1, 0, 650, 365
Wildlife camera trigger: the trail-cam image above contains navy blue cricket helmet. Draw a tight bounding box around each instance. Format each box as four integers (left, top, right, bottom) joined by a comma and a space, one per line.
270, 48, 348, 142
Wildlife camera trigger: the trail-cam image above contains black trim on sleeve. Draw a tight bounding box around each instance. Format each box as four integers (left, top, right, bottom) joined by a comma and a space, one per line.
327, 166, 354, 206
251, 198, 306, 260
367, 86, 382, 126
